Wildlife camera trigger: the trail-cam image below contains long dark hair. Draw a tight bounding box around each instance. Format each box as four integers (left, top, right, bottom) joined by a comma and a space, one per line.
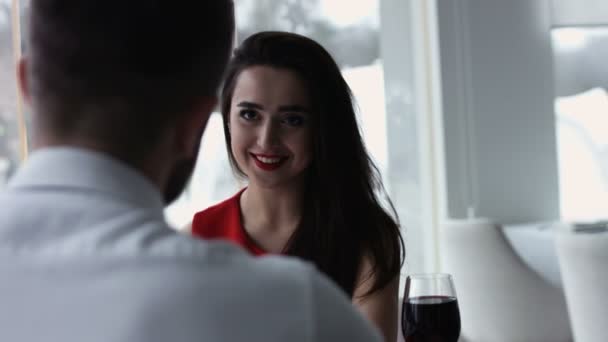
221, 31, 404, 298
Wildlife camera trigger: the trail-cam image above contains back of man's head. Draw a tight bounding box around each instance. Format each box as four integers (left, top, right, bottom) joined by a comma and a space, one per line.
25, 0, 234, 161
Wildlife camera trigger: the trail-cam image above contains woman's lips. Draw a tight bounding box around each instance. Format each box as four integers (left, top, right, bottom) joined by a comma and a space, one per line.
250, 153, 287, 171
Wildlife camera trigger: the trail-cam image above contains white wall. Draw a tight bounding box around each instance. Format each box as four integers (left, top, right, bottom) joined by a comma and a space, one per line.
437, 0, 560, 223
552, 0, 608, 26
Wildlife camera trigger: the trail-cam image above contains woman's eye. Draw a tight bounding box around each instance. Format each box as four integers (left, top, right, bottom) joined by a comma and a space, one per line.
283, 115, 305, 126
239, 110, 257, 120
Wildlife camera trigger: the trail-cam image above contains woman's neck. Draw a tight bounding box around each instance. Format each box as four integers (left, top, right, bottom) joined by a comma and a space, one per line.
240, 182, 305, 253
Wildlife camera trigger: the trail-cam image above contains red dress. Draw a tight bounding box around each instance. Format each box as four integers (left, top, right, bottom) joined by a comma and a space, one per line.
191, 189, 267, 256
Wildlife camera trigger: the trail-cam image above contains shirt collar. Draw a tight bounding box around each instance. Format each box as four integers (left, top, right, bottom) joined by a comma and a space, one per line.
8, 147, 165, 212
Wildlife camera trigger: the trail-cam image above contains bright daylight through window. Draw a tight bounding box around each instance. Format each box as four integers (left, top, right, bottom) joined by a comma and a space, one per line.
552, 26, 608, 222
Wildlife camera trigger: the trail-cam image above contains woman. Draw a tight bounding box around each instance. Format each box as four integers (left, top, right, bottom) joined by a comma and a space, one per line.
191, 31, 404, 342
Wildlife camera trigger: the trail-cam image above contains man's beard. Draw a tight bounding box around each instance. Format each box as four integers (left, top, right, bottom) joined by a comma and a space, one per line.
163, 156, 196, 205
163, 123, 207, 205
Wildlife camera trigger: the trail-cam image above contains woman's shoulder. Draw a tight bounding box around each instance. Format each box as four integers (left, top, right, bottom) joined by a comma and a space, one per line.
191, 189, 245, 237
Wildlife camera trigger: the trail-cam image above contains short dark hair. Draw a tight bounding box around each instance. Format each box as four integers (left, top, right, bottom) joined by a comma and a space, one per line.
27, 1, 234, 161
221, 31, 404, 298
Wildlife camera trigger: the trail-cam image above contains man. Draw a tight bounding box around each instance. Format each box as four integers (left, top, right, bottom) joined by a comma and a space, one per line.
0, 1, 382, 341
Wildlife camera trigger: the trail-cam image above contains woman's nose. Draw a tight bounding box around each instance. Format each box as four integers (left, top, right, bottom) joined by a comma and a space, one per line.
258, 121, 280, 148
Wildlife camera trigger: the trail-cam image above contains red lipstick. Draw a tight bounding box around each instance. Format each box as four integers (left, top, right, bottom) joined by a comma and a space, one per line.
250, 153, 287, 171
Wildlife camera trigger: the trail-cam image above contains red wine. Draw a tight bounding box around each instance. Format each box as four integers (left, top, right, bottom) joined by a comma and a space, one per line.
402, 296, 461, 342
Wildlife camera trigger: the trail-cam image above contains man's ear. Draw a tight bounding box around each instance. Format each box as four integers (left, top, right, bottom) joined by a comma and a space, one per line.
175, 95, 218, 159
17, 57, 31, 104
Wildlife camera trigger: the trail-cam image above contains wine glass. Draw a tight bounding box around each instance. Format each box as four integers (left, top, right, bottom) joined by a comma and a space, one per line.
401, 273, 461, 342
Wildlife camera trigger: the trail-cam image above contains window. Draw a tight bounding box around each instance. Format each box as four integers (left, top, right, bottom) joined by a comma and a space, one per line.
0, 0, 24, 189
552, 27, 608, 222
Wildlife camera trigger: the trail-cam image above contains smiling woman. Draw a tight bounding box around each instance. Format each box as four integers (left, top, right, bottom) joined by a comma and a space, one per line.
165, 0, 388, 228
189, 31, 404, 342
227, 66, 313, 188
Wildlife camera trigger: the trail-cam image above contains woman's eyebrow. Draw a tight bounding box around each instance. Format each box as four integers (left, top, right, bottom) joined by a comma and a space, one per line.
236, 101, 264, 110
237, 101, 310, 114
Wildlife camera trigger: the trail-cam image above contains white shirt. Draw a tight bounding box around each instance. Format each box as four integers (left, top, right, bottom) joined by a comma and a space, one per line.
0, 147, 381, 342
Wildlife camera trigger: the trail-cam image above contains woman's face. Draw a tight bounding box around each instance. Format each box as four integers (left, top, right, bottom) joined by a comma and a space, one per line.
228, 66, 313, 189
